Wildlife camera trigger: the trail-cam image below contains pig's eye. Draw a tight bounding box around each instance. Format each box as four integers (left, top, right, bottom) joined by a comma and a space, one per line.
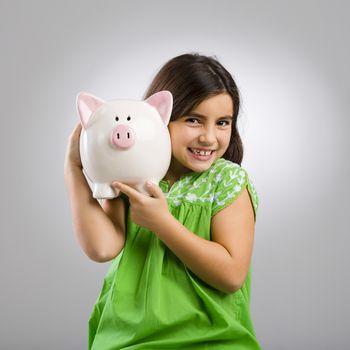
115, 116, 119, 121
127, 116, 131, 121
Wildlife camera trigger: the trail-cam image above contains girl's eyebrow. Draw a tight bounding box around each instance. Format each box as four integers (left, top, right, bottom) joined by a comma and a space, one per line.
187, 112, 233, 120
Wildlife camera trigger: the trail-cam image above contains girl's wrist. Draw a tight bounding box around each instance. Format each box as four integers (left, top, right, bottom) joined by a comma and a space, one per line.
152, 212, 176, 235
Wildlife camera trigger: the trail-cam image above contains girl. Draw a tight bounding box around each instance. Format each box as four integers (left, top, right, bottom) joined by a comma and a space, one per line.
64, 53, 262, 349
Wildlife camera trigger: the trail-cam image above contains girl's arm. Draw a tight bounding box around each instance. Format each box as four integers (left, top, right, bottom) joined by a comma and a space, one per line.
64, 123, 125, 262
152, 187, 255, 294
113, 181, 255, 294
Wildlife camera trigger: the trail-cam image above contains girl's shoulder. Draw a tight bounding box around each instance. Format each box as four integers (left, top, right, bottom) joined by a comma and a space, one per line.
209, 157, 241, 174
166, 158, 259, 216
209, 159, 259, 217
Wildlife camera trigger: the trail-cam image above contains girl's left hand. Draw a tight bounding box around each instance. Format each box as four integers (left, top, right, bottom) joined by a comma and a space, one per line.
111, 180, 171, 231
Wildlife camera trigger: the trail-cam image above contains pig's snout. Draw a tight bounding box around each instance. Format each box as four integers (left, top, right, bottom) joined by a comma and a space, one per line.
111, 124, 136, 149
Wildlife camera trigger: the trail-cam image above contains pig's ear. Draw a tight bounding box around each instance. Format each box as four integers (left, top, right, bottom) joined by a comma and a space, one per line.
145, 91, 173, 125
76, 92, 105, 129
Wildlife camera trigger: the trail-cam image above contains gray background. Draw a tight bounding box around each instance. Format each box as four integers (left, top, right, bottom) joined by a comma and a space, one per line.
1, 0, 348, 349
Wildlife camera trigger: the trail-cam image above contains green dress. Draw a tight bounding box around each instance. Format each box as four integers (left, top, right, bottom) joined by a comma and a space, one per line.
88, 158, 262, 350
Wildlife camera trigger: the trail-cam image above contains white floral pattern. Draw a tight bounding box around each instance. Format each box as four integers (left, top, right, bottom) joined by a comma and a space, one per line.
160, 158, 259, 218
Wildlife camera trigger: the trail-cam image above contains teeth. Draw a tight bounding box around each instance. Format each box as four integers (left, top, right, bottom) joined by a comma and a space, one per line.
190, 148, 212, 156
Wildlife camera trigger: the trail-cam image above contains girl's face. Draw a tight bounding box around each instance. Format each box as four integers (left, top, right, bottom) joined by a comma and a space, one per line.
165, 92, 233, 182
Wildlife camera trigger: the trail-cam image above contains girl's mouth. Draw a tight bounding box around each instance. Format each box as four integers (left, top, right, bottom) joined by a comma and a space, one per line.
187, 148, 215, 161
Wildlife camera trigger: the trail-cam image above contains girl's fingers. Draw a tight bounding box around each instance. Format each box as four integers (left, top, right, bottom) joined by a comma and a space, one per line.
65, 122, 83, 169
69, 122, 82, 142
73, 122, 82, 137
112, 182, 141, 201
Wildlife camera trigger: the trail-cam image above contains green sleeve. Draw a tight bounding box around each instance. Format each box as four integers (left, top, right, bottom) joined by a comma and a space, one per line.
211, 165, 259, 219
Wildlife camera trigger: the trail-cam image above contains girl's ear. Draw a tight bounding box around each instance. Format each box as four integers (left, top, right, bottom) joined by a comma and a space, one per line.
76, 92, 105, 129
145, 91, 173, 125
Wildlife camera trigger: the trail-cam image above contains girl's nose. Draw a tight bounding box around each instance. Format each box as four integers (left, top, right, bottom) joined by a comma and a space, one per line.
199, 127, 216, 144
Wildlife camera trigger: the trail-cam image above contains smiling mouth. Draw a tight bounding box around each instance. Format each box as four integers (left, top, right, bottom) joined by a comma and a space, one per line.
188, 148, 215, 155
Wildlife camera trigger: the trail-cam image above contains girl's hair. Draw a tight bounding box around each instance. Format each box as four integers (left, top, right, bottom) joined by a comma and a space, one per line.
143, 52, 243, 165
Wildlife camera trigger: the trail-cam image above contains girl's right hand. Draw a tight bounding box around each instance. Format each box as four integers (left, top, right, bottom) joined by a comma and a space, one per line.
64, 122, 83, 173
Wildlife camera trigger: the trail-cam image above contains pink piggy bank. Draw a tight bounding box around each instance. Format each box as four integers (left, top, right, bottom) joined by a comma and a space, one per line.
76, 90, 173, 199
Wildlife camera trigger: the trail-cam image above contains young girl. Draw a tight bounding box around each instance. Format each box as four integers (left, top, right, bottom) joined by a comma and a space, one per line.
64, 53, 262, 349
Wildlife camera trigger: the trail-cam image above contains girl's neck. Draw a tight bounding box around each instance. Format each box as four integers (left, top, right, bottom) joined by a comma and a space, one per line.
162, 170, 181, 187
163, 158, 192, 186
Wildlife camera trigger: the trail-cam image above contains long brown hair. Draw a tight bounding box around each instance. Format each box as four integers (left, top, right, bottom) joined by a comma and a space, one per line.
143, 53, 243, 165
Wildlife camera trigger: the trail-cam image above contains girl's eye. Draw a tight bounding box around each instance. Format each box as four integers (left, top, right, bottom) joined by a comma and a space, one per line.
185, 117, 200, 124
185, 117, 231, 126
218, 120, 231, 126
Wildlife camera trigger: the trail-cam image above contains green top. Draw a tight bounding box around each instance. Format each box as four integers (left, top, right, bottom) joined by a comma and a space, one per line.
88, 158, 262, 349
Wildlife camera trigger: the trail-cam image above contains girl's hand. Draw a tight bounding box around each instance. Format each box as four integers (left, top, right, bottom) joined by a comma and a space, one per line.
112, 180, 171, 231
64, 122, 83, 173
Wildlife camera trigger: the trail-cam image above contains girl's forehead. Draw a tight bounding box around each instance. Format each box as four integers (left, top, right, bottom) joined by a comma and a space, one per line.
190, 93, 233, 116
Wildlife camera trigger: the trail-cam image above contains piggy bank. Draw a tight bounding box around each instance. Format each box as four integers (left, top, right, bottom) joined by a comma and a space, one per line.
76, 90, 173, 199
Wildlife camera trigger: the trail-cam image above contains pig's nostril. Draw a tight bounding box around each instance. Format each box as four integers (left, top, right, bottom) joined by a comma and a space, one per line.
117, 134, 120, 139
127, 132, 130, 138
